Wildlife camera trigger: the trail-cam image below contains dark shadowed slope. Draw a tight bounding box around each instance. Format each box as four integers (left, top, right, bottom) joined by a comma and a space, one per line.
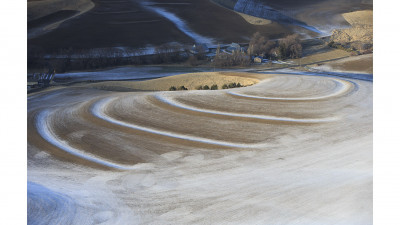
28, 0, 192, 51
28, 0, 291, 53
214, 0, 372, 34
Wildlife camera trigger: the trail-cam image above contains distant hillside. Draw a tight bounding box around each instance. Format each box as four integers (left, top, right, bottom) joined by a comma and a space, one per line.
28, 0, 291, 53
28, 0, 95, 39
28, 0, 372, 57
28, 0, 94, 21
213, 0, 372, 35
213, 0, 323, 34
331, 10, 373, 52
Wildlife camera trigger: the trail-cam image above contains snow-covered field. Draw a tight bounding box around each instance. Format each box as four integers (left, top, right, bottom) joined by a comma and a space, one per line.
28, 70, 372, 224
141, 1, 214, 44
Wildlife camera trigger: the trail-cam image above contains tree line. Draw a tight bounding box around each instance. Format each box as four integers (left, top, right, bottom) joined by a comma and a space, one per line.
212, 32, 303, 67
28, 32, 303, 72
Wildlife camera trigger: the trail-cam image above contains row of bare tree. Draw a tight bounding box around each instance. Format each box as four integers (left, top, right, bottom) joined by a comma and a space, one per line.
28, 33, 303, 71
248, 32, 302, 60
28, 43, 191, 72
212, 45, 250, 67
211, 32, 303, 67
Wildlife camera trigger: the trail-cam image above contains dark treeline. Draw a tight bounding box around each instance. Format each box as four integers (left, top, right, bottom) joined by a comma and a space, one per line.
212, 32, 303, 67
28, 43, 192, 73
28, 54, 150, 73
28, 33, 303, 72
212, 45, 251, 67
247, 32, 302, 60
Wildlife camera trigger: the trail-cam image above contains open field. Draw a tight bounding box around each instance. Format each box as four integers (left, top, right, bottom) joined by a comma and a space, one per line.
280, 0, 372, 34
28, 0, 373, 74
28, 0, 191, 51
158, 0, 291, 42
252, 48, 353, 71
28, 0, 291, 53
27, 0, 373, 59
28, 70, 372, 224
310, 53, 373, 74
294, 49, 352, 65
213, 0, 372, 35
331, 10, 373, 47
28, 0, 94, 21
28, 0, 95, 38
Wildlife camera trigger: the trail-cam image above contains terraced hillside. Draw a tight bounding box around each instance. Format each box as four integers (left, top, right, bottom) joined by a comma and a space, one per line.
28, 72, 372, 224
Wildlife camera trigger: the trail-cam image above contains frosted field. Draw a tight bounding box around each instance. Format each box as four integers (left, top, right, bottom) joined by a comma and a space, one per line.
27, 71, 372, 224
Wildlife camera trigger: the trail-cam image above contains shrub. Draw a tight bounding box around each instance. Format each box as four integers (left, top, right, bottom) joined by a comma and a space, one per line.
277, 34, 302, 59
169, 86, 177, 91
222, 84, 229, 89
247, 32, 276, 58
196, 85, 203, 90
210, 84, 218, 90
178, 85, 188, 90
237, 83, 242, 87
350, 51, 359, 56
212, 48, 250, 67
328, 41, 335, 48
228, 82, 237, 88
187, 55, 200, 66
155, 43, 184, 63
203, 85, 210, 90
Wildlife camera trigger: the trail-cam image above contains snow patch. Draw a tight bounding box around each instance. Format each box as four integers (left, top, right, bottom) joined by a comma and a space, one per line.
142, 1, 214, 44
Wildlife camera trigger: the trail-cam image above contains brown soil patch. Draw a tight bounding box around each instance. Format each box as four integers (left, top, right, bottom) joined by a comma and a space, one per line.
293, 49, 351, 65
331, 10, 373, 46
236, 12, 272, 25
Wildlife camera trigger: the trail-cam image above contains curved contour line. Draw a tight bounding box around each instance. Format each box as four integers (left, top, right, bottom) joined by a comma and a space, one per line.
227, 78, 353, 101
91, 97, 268, 148
154, 94, 339, 123
36, 110, 136, 170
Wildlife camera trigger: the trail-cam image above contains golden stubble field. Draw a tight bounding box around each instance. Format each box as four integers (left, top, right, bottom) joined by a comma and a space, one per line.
83, 72, 260, 91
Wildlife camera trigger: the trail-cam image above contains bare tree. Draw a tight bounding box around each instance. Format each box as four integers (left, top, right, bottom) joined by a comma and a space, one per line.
247, 32, 275, 57
278, 34, 302, 59
213, 49, 250, 67
155, 43, 184, 63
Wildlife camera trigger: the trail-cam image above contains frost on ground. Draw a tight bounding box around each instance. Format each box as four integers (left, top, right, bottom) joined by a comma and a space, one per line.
28, 71, 372, 225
